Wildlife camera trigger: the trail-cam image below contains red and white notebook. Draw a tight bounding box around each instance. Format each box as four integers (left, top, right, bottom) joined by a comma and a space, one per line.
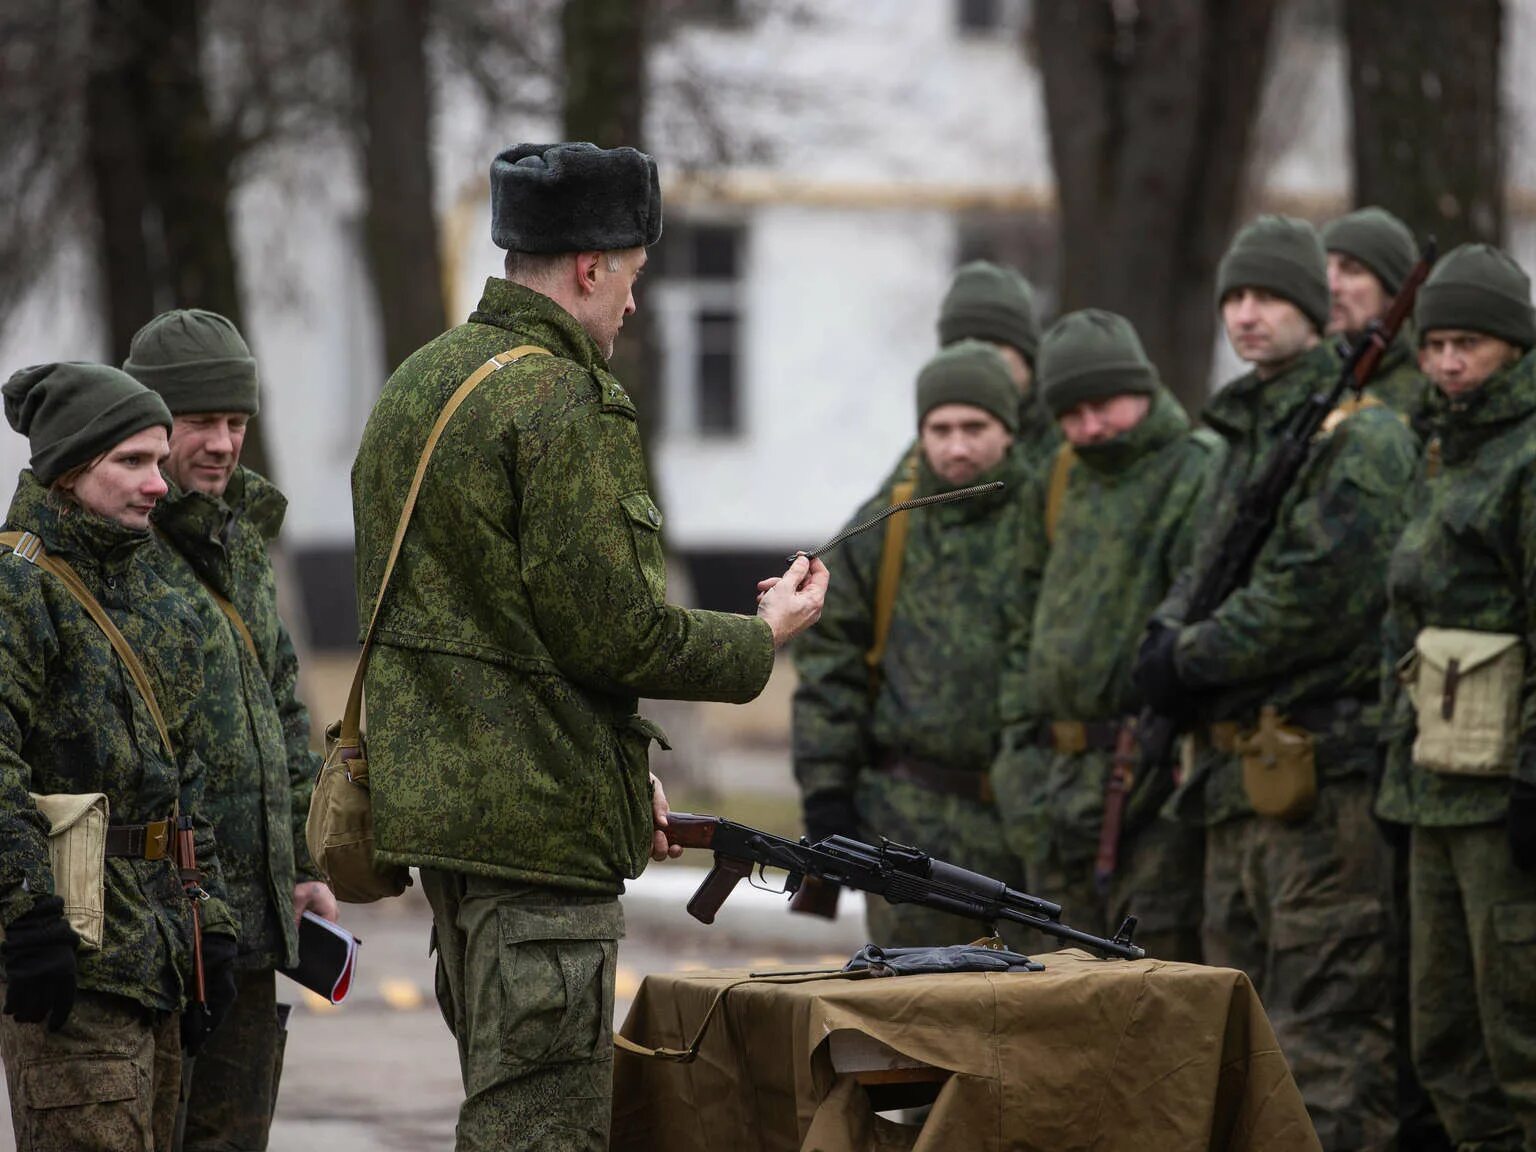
278, 911, 361, 1004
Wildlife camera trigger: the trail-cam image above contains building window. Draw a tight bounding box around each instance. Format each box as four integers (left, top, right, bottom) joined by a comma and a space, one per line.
653, 219, 746, 439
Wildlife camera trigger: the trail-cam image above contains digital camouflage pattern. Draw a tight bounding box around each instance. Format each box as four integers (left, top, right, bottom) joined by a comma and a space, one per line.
1358, 331, 1431, 428
352, 278, 775, 894
991, 389, 1217, 954
0, 471, 234, 1012
1158, 342, 1418, 825
1378, 350, 1536, 826
791, 446, 1030, 945
145, 467, 321, 972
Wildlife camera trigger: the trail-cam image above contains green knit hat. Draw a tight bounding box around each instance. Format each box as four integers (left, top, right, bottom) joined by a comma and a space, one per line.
1038, 309, 1159, 417
3, 363, 172, 485
122, 309, 260, 415
1216, 215, 1330, 333
915, 340, 1019, 432
1321, 206, 1417, 294
937, 262, 1040, 364
1415, 243, 1536, 350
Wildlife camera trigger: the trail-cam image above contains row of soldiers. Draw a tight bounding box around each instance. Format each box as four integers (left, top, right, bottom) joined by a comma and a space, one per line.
792, 209, 1536, 1151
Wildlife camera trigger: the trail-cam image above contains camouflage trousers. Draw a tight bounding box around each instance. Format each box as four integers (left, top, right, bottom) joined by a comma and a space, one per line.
0, 988, 180, 1152
178, 967, 288, 1150
422, 869, 622, 1152
855, 771, 1031, 953
1029, 815, 1204, 963
1410, 822, 1536, 1150
1204, 778, 1396, 1152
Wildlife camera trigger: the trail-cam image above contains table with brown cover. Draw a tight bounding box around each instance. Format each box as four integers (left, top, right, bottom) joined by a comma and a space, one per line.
612, 949, 1321, 1152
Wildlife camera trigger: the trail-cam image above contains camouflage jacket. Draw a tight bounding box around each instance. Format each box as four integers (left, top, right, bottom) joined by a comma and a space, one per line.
0, 472, 235, 1012
791, 446, 1030, 799
1363, 332, 1430, 426
1377, 350, 1536, 826
1158, 344, 1418, 824
145, 467, 321, 970
352, 278, 775, 894
992, 392, 1219, 854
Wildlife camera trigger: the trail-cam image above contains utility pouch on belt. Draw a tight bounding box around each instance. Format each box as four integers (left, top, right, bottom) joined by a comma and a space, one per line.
1235, 705, 1317, 821
1402, 627, 1523, 775
26, 792, 109, 950
309, 345, 549, 904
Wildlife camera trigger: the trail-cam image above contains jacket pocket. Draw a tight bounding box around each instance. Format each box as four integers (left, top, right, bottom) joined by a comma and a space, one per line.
606, 715, 671, 880
619, 490, 666, 608
495, 901, 621, 1069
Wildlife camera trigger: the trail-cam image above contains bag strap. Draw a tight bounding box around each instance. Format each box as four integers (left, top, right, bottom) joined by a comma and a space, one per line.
340, 345, 551, 745
151, 529, 263, 665
864, 444, 919, 693
1044, 443, 1076, 545
0, 530, 174, 758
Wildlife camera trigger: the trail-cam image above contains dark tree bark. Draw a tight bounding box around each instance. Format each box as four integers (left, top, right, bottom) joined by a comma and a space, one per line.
350, 0, 447, 374
1343, 0, 1503, 247
1034, 1, 1280, 411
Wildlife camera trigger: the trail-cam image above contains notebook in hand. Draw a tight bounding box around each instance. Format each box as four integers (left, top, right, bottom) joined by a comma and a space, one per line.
279, 911, 360, 1004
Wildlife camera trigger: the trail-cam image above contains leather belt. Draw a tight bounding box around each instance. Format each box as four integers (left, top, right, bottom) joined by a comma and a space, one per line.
1039, 720, 1123, 754
881, 757, 994, 805
104, 819, 173, 861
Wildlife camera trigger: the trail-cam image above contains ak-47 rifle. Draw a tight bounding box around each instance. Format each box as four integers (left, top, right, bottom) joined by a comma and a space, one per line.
663, 812, 1145, 960
1117, 239, 1439, 847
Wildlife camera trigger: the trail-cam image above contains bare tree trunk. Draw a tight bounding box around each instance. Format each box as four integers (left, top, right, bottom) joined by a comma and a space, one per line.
1343, 0, 1503, 247
350, 0, 447, 374
1034, 0, 1279, 410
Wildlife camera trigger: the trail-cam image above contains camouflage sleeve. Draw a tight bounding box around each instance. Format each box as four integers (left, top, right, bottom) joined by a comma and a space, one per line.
790, 501, 882, 798
1000, 461, 1050, 730
1175, 410, 1416, 690
1517, 472, 1536, 787
271, 618, 322, 881
0, 574, 59, 927
520, 408, 775, 702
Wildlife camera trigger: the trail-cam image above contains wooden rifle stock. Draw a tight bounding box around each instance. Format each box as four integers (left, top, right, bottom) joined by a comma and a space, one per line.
174, 815, 207, 1008
1093, 722, 1139, 894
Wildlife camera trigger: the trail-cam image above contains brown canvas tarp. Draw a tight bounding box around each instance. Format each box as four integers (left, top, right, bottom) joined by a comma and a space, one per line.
612, 949, 1321, 1152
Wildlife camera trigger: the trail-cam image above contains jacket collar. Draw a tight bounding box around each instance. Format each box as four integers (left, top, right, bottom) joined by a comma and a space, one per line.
468, 278, 607, 371
1072, 388, 1190, 477
1202, 343, 1336, 440
1432, 349, 1536, 460
4, 470, 148, 578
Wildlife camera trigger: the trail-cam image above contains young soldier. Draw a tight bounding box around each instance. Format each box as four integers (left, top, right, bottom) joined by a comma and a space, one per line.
992, 310, 1217, 960
1135, 216, 1418, 1150
124, 309, 336, 1151
1377, 244, 1536, 1149
794, 341, 1030, 948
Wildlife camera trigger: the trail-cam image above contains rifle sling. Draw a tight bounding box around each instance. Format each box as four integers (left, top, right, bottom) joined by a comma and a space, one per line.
865, 446, 920, 694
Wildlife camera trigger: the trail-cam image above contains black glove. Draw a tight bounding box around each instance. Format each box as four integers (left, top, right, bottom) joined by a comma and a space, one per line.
1510, 780, 1536, 873
802, 789, 860, 845
181, 932, 239, 1055
2, 895, 79, 1031
1133, 623, 1188, 717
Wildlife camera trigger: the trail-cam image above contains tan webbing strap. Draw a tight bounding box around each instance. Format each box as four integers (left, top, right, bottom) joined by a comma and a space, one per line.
1319, 391, 1388, 437
0, 531, 174, 758
340, 345, 551, 744
151, 528, 262, 664
864, 445, 920, 690
1044, 444, 1076, 545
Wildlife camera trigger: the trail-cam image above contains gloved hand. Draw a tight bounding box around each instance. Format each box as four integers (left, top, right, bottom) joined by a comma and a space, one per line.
802, 789, 860, 845
1509, 779, 1536, 872
181, 932, 239, 1055
2, 895, 79, 1031
1133, 623, 1188, 717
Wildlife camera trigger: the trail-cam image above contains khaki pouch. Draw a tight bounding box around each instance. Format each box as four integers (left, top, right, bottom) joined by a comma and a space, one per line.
28, 792, 108, 950
1403, 627, 1523, 775
306, 724, 411, 905
1235, 706, 1317, 821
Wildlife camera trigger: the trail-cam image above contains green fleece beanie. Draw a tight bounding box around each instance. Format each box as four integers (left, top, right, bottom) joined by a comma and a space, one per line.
915, 340, 1019, 432
1216, 215, 1330, 333
1321, 206, 1417, 295
1038, 309, 1158, 417
3, 363, 172, 485
122, 309, 260, 415
1415, 243, 1535, 350
937, 262, 1040, 364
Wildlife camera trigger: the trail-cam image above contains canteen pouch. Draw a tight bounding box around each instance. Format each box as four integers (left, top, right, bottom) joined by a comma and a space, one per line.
1235, 706, 1317, 821
306, 723, 411, 904
28, 792, 108, 950
1403, 627, 1523, 775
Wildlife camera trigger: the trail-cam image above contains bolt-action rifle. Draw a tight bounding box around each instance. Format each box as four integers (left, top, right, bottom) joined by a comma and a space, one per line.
663, 812, 1145, 960
1114, 239, 1439, 859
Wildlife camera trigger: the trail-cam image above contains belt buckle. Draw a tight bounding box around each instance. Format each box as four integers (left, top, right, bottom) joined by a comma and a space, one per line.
1051, 721, 1087, 755
143, 820, 169, 862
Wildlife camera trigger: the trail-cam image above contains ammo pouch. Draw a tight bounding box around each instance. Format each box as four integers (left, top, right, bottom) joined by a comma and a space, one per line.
1234, 706, 1317, 821
28, 792, 108, 951
1402, 627, 1523, 776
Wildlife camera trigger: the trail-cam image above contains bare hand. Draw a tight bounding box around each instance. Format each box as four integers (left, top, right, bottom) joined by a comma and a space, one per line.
293, 880, 339, 924
650, 773, 684, 862
756, 554, 829, 647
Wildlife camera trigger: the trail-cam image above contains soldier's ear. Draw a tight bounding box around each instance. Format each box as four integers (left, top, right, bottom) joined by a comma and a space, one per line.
573, 252, 602, 297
